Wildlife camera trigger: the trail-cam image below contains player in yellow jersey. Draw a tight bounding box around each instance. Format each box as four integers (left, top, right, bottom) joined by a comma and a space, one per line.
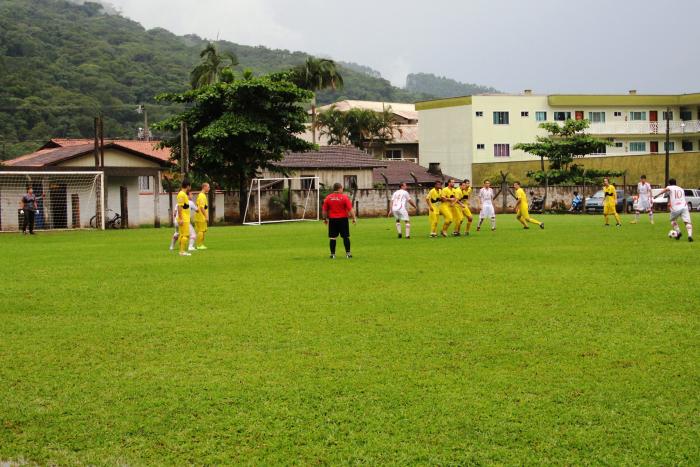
603, 177, 622, 227
439, 179, 455, 237
451, 182, 464, 236
195, 182, 210, 250
176, 180, 192, 256
426, 180, 443, 238
454, 180, 474, 236
513, 182, 544, 229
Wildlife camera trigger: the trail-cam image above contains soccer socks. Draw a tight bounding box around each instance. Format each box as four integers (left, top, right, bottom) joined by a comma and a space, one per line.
189, 236, 195, 250
687, 223, 693, 238
604, 214, 609, 225
343, 237, 351, 253
330, 239, 337, 255
672, 221, 680, 233
634, 212, 640, 222
395, 222, 402, 235
490, 218, 496, 230
649, 211, 654, 223
196, 231, 204, 247
466, 220, 472, 233
528, 218, 542, 226
614, 213, 622, 225
179, 233, 188, 254
170, 233, 178, 250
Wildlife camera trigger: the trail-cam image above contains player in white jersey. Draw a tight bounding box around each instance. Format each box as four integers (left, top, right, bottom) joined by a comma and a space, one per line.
477, 179, 496, 231
632, 175, 654, 224
656, 178, 693, 242
388, 182, 417, 239
170, 194, 199, 251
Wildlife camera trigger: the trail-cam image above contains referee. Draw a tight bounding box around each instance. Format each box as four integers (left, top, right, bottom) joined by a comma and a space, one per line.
322, 182, 356, 259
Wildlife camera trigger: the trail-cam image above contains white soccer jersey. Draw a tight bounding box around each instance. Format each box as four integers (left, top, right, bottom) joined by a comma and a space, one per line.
479, 188, 494, 206
667, 185, 687, 211
391, 189, 411, 211
638, 182, 652, 199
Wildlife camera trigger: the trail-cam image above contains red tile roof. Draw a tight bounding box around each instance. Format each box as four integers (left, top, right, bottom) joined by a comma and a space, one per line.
373, 160, 456, 186
4, 140, 173, 167
274, 146, 387, 169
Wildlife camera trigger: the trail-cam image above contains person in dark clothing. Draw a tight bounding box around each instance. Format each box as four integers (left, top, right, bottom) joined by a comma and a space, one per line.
20, 186, 39, 234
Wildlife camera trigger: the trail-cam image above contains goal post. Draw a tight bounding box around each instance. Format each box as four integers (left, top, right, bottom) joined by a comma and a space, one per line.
243, 176, 320, 225
0, 171, 105, 232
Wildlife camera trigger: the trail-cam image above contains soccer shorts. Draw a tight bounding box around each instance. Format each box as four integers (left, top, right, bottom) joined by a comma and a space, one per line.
178, 223, 189, 240
603, 204, 617, 215
392, 208, 409, 222
480, 204, 495, 219
516, 206, 530, 219
451, 206, 463, 224
195, 221, 208, 234
438, 203, 453, 223
637, 198, 652, 211
670, 207, 691, 224
328, 218, 350, 238
429, 205, 439, 231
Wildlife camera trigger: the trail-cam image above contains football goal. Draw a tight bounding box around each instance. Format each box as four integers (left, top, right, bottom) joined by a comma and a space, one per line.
243, 176, 320, 225
0, 171, 105, 232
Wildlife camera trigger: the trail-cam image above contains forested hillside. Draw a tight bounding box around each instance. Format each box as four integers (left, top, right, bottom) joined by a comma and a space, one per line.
0, 0, 497, 159
406, 73, 499, 98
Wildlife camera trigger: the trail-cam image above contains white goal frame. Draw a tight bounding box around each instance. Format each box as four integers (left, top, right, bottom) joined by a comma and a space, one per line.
243, 176, 320, 225
0, 171, 105, 231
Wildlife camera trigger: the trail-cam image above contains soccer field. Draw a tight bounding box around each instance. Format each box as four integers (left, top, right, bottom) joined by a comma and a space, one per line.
2, 214, 698, 464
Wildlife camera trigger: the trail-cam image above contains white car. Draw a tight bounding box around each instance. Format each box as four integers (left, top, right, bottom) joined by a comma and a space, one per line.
650, 188, 700, 211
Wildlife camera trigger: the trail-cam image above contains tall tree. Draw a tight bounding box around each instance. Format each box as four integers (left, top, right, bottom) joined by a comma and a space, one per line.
155, 72, 315, 223
291, 57, 344, 144
190, 43, 239, 89
514, 119, 612, 184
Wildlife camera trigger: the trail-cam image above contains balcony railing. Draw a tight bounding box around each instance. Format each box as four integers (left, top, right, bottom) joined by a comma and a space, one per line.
586, 120, 700, 135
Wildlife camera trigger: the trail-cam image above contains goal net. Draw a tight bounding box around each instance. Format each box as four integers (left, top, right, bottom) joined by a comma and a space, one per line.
0, 171, 105, 232
243, 177, 320, 225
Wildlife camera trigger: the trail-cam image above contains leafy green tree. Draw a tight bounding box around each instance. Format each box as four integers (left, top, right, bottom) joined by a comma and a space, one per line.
514, 119, 612, 184
154, 72, 315, 223
291, 57, 344, 144
190, 43, 239, 88
316, 106, 400, 150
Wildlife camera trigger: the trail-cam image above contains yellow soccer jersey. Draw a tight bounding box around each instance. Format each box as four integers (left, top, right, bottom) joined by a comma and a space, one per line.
177, 190, 190, 224
427, 188, 442, 204
441, 187, 455, 202
195, 192, 208, 223
453, 187, 463, 201
461, 187, 472, 200
604, 185, 617, 205
515, 187, 528, 207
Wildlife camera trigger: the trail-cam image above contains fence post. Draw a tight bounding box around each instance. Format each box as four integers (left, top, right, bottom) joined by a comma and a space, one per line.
120, 185, 128, 228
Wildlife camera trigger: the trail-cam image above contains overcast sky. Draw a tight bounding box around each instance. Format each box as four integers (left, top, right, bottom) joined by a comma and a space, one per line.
107, 0, 698, 94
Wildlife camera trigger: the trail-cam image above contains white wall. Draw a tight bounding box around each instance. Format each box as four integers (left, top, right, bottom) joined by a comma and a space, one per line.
138, 190, 226, 226
418, 105, 473, 180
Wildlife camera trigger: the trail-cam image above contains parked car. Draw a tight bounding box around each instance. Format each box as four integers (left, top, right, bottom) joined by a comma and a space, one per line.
651, 188, 700, 211
585, 189, 634, 213
651, 188, 668, 211
683, 189, 700, 211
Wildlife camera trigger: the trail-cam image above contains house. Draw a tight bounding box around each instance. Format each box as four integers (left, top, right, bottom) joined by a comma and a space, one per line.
265, 146, 387, 190
308, 100, 420, 162
2, 139, 173, 229
417, 91, 700, 185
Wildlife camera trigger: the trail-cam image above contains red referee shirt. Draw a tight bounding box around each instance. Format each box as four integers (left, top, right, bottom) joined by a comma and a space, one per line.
323, 192, 352, 219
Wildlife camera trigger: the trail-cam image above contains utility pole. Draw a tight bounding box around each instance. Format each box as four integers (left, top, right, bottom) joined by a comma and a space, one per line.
665, 107, 670, 186
136, 104, 150, 141
99, 115, 105, 168
180, 121, 189, 176
93, 116, 100, 168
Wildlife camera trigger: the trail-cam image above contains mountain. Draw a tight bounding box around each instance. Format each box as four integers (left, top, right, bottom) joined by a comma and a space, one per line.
405, 73, 500, 98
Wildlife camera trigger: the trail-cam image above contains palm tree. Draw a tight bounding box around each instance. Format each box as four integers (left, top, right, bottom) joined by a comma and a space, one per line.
190, 43, 239, 89
292, 57, 344, 144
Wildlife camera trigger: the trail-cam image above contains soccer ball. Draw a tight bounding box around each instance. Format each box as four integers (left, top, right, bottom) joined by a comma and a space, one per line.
668, 230, 679, 238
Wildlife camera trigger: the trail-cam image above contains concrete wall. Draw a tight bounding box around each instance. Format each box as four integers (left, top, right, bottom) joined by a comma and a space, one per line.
138, 190, 226, 226
472, 152, 700, 188
60, 149, 162, 168
419, 104, 473, 180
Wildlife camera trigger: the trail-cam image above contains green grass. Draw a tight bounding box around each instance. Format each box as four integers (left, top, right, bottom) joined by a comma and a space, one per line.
2, 214, 699, 465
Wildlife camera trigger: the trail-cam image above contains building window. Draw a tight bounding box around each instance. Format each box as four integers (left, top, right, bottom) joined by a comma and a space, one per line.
475, 111, 484, 117
535, 111, 547, 121
476, 144, 485, 150
494, 144, 510, 157
521, 111, 529, 117
384, 149, 402, 160
493, 111, 509, 125
594, 143, 607, 154
343, 175, 358, 190
588, 111, 606, 123
663, 111, 674, 121
301, 175, 316, 190
682, 140, 693, 151
680, 110, 692, 121
664, 142, 675, 152
553, 111, 572, 121
613, 111, 623, 117
630, 142, 647, 152
138, 176, 151, 191
629, 111, 647, 121
614, 142, 624, 148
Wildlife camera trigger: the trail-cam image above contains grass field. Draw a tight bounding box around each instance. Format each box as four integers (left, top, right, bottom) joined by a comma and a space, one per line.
2, 214, 699, 464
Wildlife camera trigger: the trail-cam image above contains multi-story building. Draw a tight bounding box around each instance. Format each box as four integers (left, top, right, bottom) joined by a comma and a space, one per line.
417, 91, 700, 185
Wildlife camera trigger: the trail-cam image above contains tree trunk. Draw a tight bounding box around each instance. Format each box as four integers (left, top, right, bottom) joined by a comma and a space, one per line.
208, 183, 216, 226
311, 96, 317, 145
